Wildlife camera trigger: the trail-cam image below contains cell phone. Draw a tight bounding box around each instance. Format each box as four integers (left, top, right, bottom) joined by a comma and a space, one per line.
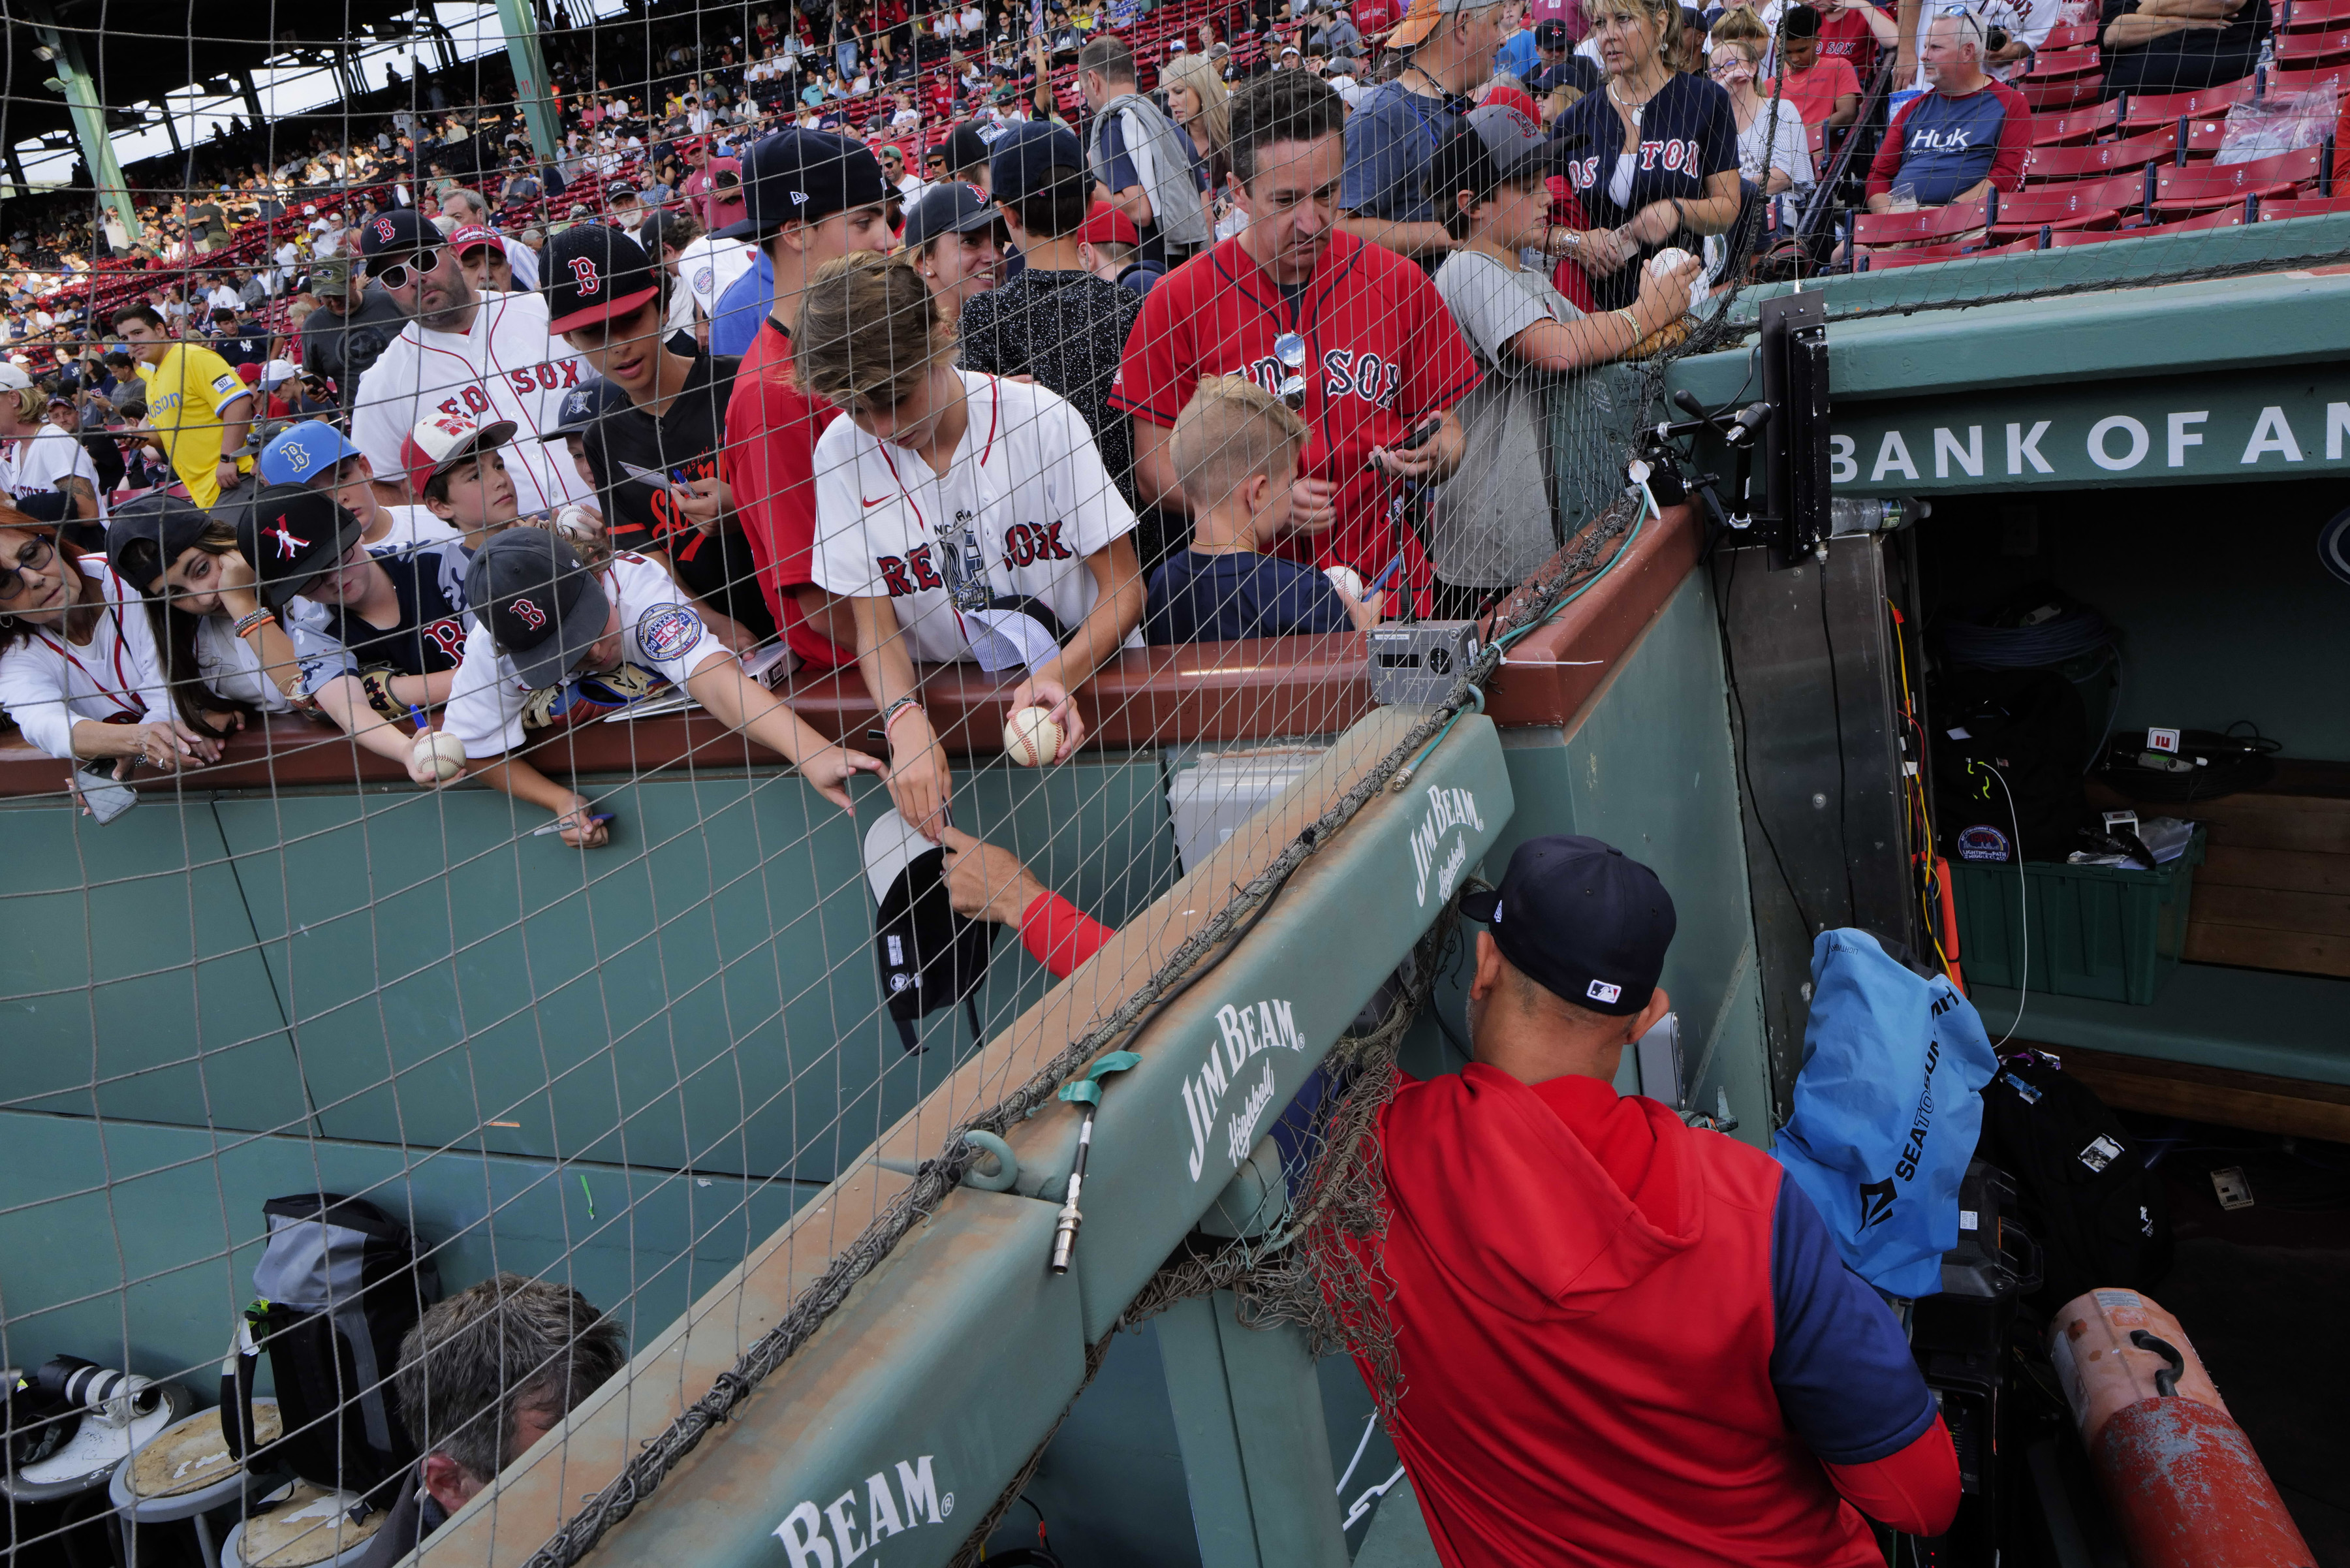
1394, 415, 1442, 453
77, 761, 139, 824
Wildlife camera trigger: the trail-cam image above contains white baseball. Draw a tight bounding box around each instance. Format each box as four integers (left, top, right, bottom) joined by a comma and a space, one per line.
1003, 706, 1065, 768
1648, 246, 1697, 277
413, 729, 467, 783
1324, 565, 1366, 601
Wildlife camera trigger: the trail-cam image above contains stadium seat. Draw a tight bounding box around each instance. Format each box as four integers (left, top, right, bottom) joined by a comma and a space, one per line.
2118, 78, 2255, 131
2256, 191, 2350, 216
2144, 200, 2257, 230
2029, 99, 2122, 145
2148, 142, 2332, 217
1985, 170, 2144, 238
2026, 46, 2103, 80
2282, 0, 2350, 25
1856, 244, 1978, 270
1850, 198, 1990, 250
2042, 21, 2102, 48
2022, 125, 2176, 181
2021, 74, 2105, 110
2278, 25, 2350, 63
2045, 225, 2135, 246
2179, 115, 2230, 158
2263, 61, 2350, 94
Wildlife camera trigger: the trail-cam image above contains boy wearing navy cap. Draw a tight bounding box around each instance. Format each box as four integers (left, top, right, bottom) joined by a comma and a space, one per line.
717, 129, 893, 674
1351, 834, 1961, 1567
541, 223, 776, 654
430, 529, 882, 845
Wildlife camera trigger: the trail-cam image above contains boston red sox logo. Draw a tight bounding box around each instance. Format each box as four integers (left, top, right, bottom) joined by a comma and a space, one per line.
266, 516, 309, 559
373, 216, 396, 243
569, 256, 602, 296
510, 597, 548, 629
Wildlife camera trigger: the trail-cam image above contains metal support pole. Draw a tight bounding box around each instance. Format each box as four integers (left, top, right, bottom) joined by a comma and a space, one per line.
236, 67, 266, 126
23, 1, 140, 242
492, 0, 566, 165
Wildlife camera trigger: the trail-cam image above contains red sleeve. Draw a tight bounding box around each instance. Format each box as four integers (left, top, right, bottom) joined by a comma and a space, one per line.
726, 347, 852, 667
1866, 96, 1919, 200
1106, 275, 1193, 430
1822, 1414, 1962, 1537
1988, 83, 2031, 193
1020, 890, 1115, 979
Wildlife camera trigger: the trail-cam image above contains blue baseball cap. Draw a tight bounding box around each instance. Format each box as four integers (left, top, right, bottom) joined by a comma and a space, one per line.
258, 420, 365, 488
988, 119, 1085, 206
1458, 835, 1677, 1016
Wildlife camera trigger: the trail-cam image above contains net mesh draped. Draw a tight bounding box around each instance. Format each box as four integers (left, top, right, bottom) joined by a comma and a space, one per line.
0, 0, 2321, 1561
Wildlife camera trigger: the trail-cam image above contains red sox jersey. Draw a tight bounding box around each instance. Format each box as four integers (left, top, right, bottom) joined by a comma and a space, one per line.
350, 289, 597, 514
1109, 230, 1480, 608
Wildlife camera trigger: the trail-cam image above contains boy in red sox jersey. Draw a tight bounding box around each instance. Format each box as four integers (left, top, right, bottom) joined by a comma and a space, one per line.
1110, 71, 1480, 613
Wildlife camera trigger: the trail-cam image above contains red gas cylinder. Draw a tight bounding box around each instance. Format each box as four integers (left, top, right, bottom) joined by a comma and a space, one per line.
2048, 1289, 2313, 1568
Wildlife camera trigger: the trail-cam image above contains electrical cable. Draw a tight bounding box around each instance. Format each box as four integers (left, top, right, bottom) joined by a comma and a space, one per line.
1818, 550, 1859, 928
1982, 762, 2029, 1049
1713, 539, 1819, 939
1938, 603, 2114, 669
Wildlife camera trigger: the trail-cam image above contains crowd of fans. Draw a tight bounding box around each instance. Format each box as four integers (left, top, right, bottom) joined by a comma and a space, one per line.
0, 0, 2327, 837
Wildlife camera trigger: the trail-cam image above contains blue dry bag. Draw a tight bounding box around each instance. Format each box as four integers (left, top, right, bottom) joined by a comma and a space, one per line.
1773, 930, 1998, 1298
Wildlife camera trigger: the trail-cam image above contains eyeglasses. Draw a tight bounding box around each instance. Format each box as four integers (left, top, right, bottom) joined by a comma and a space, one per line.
0, 535, 57, 604
371, 245, 445, 290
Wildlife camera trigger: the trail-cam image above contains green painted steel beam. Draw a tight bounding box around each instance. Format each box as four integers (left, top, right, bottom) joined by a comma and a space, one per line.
491, 0, 565, 166
22, 2, 139, 242
541, 712, 1514, 1568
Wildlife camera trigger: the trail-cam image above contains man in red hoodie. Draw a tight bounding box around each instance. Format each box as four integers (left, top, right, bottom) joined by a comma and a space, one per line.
1360, 835, 1960, 1566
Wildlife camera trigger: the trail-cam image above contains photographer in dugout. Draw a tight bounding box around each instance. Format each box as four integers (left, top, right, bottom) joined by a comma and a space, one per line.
539, 224, 776, 657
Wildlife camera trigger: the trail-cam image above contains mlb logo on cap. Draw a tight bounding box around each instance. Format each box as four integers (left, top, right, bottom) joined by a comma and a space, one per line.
401, 409, 518, 499
1587, 980, 1623, 1005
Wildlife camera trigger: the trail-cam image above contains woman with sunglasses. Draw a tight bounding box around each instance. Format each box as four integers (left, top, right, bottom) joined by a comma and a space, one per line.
1710, 12, 1813, 253
1550, 0, 1744, 310
0, 508, 223, 792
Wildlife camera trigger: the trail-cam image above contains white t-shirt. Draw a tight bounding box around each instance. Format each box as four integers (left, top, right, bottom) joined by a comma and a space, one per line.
194, 603, 339, 713
371, 505, 463, 554
351, 290, 595, 515
442, 550, 728, 758
0, 559, 174, 759
811, 372, 1138, 666
678, 233, 757, 317
7, 426, 104, 520
1905, 0, 2058, 86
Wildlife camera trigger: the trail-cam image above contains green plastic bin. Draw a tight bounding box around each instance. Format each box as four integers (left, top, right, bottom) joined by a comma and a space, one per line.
1949, 826, 2205, 1005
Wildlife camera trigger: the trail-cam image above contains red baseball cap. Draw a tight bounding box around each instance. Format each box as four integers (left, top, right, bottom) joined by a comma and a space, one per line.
1482, 84, 1541, 124
235, 362, 262, 385
451, 223, 507, 258
1076, 201, 1139, 249
401, 409, 518, 498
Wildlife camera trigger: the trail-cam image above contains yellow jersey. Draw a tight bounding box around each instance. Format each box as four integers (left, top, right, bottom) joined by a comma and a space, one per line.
137, 343, 254, 508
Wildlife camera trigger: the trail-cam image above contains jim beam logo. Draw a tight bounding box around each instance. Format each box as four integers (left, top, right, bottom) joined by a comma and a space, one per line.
774, 1454, 951, 1567
1182, 998, 1307, 1182
1409, 784, 1484, 909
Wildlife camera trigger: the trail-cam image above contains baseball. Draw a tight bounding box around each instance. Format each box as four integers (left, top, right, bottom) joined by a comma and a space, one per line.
1324, 565, 1366, 601
1003, 706, 1065, 768
413, 729, 467, 783
1648, 247, 1697, 277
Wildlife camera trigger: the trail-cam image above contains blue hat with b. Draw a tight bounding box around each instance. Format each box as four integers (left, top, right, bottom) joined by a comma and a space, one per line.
258, 421, 366, 488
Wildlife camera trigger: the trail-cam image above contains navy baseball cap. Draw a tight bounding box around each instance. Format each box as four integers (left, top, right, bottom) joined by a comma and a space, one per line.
1458, 835, 1676, 1016
232, 484, 368, 609
988, 120, 1085, 205
541, 375, 634, 442
717, 129, 888, 242
356, 206, 439, 261
903, 183, 1004, 250
104, 494, 212, 593
465, 527, 611, 691
942, 119, 1001, 174
541, 223, 663, 333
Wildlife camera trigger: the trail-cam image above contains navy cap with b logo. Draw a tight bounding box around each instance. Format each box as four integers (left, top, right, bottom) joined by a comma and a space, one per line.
541, 223, 663, 334
464, 528, 611, 691
356, 206, 437, 261
1458, 835, 1676, 1016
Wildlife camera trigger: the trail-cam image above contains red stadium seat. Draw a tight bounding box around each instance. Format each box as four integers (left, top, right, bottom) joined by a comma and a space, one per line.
2144, 200, 2257, 230
1856, 243, 1977, 270
2028, 99, 2122, 144
2179, 115, 2230, 158
2025, 46, 2103, 80
1850, 198, 1990, 249
1986, 170, 2144, 237
2042, 21, 2102, 48
2264, 61, 2350, 93
2045, 225, 2135, 246
2020, 74, 2104, 110
2257, 191, 2350, 216
2022, 125, 2176, 181
2282, 0, 2350, 25
2148, 142, 2330, 217
2118, 78, 2255, 131
2278, 26, 2350, 63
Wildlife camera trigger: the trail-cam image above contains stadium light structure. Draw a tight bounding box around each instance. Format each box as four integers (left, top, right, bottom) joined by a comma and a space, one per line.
20, 3, 140, 242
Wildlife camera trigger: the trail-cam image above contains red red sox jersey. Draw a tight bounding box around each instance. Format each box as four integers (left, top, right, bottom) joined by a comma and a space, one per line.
1109, 230, 1480, 607
350, 290, 597, 515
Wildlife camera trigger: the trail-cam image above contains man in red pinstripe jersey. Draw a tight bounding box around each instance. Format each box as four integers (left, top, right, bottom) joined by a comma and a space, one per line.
1109, 71, 1482, 614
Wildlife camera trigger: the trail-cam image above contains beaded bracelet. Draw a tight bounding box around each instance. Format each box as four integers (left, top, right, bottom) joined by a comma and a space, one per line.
232, 609, 274, 640
881, 694, 925, 742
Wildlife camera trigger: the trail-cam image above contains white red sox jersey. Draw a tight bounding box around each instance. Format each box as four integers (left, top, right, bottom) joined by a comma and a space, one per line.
1109, 230, 1480, 607
350, 289, 597, 514
810, 372, 1138, 667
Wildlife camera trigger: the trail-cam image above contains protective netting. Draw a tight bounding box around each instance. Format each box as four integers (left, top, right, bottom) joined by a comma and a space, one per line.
0, 0, 2321, 1562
